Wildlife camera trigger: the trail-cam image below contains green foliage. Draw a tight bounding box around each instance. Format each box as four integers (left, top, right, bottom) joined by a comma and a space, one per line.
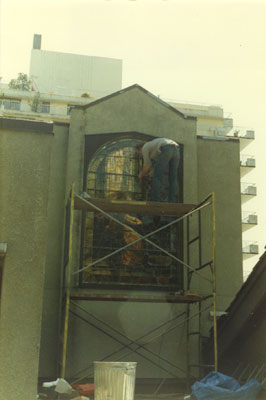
8, 73, 32, 91
31, 92, 40, 112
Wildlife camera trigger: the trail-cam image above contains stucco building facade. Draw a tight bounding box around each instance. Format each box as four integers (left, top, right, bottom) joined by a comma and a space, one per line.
0, 85, 243, 400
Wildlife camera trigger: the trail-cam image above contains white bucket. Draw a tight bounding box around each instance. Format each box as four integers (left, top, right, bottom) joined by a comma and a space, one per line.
94, 361, 137, 400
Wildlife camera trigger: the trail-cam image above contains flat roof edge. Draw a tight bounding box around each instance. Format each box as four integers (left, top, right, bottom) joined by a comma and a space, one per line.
197, 135, 239, 143
0, 117, 54, 134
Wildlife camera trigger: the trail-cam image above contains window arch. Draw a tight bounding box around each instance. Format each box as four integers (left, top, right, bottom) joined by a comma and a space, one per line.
86, 137, 146, 201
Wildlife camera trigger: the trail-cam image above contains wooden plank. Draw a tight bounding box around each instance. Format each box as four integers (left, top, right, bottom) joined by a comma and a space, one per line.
74, 195, 196, 217
70, 290, 202, 304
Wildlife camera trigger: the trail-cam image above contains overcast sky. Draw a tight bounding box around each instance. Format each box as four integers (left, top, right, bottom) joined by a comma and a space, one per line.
1, 0, 265, 276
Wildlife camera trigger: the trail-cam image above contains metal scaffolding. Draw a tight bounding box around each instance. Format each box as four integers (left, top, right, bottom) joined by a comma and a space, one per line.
185, 193, 217, 387
58, 187, 217, 389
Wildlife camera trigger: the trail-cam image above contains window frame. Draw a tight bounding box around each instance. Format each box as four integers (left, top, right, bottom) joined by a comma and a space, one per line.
80, 132, 184, 292
41, 101, 50, 113
1, 98, 21, 111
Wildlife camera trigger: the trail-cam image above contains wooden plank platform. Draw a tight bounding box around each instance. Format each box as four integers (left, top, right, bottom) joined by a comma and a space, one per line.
70, 290, 202, 304
74, 195, 196, 217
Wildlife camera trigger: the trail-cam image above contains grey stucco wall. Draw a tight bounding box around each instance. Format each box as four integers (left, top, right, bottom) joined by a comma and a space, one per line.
0, 126, 53, 400
66, 88, 198, 286
61, 87, 200, 380
197, 137, 242, 300
196, 137, 243, 339
37, 88, 243, 382
80, 87, 198, 204
38, 123, 69, 378
66, 300, 188, 380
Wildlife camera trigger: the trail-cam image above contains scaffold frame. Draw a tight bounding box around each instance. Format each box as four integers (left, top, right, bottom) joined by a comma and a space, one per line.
58, 188, 217, 388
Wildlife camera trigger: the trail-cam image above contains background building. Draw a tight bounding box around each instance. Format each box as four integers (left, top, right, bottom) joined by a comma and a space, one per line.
30, 34, 122, 98
0, 84, 93, 123
170, 101, 258, 276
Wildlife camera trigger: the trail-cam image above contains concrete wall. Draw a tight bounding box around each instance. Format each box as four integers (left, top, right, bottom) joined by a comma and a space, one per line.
67, 301, 189, 380
0, 120, 53, 400
196, 136, 243, 338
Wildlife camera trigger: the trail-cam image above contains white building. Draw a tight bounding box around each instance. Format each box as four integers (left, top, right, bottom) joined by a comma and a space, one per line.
169, 100, 258, 272
29, 34, 122, 98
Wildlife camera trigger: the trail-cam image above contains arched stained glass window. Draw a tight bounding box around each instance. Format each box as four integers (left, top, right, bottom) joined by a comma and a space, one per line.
81, 137, 183, 291
86, 138, 146, 201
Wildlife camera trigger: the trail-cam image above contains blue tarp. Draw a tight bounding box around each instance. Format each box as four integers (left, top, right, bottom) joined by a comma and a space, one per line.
191, 371, 262, 400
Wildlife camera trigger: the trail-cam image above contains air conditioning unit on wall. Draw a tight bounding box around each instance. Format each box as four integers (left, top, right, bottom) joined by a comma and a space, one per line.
249, 244, 259, 254
246, 158, 255, 167
246, 186, 257, 195
247, 215, 257, 224
245, 130, 255, 138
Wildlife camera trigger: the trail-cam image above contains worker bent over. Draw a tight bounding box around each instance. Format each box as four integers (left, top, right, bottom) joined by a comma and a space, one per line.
136, 137, 180, 203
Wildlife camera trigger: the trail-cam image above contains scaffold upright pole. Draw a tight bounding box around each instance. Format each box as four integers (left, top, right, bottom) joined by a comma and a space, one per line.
60, 184, 75, 378
211, 192, 218, 371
